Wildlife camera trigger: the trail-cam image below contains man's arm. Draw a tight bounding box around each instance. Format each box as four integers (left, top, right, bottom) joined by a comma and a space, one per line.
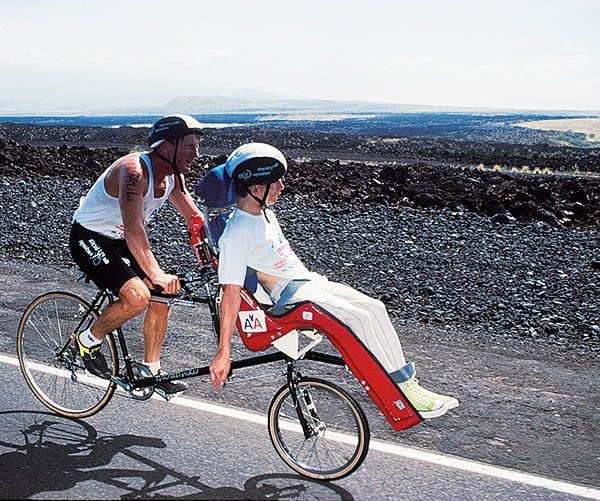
118, 158, 180, 293
169, 178, 202, 226
210, 283, 242, 389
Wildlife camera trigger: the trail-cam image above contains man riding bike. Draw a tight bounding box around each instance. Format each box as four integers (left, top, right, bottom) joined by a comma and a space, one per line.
69, 114, 204, 395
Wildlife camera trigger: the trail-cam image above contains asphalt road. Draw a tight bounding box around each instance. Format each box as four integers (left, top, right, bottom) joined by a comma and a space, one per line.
1, 260, 599, 499
1, 357, 598, 501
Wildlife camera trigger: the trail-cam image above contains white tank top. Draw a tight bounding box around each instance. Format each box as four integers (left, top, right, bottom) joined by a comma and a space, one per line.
73, 152, 175, 239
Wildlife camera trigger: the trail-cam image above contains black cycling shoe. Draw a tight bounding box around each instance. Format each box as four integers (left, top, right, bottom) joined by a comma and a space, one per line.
76, 336, 111, 379
154, 369, 188, 394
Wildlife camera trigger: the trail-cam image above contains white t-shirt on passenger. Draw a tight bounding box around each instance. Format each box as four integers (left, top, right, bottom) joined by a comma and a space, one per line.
217, 208, 312, 287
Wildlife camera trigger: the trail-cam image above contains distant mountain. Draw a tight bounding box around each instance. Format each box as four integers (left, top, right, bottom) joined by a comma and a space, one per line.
2, 90, 598, 117
160, 95, 505, 115
147, 95, 600, 117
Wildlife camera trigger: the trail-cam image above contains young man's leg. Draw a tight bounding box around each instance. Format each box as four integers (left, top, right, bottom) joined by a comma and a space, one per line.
324, 280, 459, 412
325, 281, 407, 369
288, 278, 457, 417
288, 278, 403, 371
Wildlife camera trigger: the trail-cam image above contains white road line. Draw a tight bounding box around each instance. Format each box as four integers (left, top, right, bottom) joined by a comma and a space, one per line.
3, 353, 599, 500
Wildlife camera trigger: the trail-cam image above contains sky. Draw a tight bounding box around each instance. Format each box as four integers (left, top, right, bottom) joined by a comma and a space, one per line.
1, 0, 599, 114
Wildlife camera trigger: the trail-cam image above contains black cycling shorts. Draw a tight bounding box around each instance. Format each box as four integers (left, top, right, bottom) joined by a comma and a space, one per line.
69, 221, 147, 294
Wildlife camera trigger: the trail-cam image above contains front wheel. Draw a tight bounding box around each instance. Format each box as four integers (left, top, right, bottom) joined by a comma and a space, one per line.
268, 377, 370, 480
17, 291, 118, 418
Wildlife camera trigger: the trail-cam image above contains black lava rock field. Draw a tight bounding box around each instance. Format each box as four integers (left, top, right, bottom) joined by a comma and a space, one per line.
1, 123, 599, 353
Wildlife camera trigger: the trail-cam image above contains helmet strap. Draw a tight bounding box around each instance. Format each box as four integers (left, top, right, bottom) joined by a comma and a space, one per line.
153, 139, 188, 195
248, 183, 272, 222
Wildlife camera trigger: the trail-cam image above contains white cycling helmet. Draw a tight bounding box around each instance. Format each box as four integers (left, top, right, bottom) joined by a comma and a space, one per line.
224, 143, 287, 213
225, 143, 287, 186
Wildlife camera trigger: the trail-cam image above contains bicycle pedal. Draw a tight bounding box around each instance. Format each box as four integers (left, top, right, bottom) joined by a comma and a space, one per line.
154, 388, 180, 401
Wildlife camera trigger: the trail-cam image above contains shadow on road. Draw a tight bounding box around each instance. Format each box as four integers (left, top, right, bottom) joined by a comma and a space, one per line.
0, 410, 353, 500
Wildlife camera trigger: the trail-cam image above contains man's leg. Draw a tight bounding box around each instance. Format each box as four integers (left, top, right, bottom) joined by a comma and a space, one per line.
89, 277, 151, 340
76, 277, 150, 378
142, 300, 170, 363
141, 299, 188, 394
69, 223, 150, 345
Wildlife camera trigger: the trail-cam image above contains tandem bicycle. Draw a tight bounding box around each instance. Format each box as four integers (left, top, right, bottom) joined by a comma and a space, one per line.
17, 207, 424, 481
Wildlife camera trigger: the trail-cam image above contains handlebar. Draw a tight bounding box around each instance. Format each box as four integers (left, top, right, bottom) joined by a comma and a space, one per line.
149, 267, 216, 298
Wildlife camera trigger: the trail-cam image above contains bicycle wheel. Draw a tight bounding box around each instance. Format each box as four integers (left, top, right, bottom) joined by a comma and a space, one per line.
268, 377, 370, 480
17, 291, 118, 418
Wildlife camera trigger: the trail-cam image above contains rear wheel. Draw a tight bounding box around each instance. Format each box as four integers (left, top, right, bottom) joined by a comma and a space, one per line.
268, 377, 370, 480
17, 291, 118, 418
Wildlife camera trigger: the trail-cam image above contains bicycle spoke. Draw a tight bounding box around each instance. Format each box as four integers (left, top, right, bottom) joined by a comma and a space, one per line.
27, 316, 60, 355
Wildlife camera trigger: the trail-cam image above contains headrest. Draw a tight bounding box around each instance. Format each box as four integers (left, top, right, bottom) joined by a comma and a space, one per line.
195, 163, 239, 208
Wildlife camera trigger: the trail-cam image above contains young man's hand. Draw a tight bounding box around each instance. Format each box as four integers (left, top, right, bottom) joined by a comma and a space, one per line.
210, 348, 231, 389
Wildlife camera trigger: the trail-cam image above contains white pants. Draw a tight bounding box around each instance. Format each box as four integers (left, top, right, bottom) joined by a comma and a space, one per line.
286, 275, 407, 373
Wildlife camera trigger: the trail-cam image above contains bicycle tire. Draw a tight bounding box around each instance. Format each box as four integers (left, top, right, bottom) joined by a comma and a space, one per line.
17, 291, 118, 418
268, 377, 370, 480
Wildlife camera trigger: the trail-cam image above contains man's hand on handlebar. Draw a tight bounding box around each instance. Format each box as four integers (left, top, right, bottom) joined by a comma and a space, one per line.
151, 272, 181, 295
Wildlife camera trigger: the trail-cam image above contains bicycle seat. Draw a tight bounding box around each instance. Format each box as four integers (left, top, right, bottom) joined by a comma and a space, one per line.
76, 272, 102, 290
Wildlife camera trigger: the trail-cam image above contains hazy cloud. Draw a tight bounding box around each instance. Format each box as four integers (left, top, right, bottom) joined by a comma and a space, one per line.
0, 0, 598, 112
